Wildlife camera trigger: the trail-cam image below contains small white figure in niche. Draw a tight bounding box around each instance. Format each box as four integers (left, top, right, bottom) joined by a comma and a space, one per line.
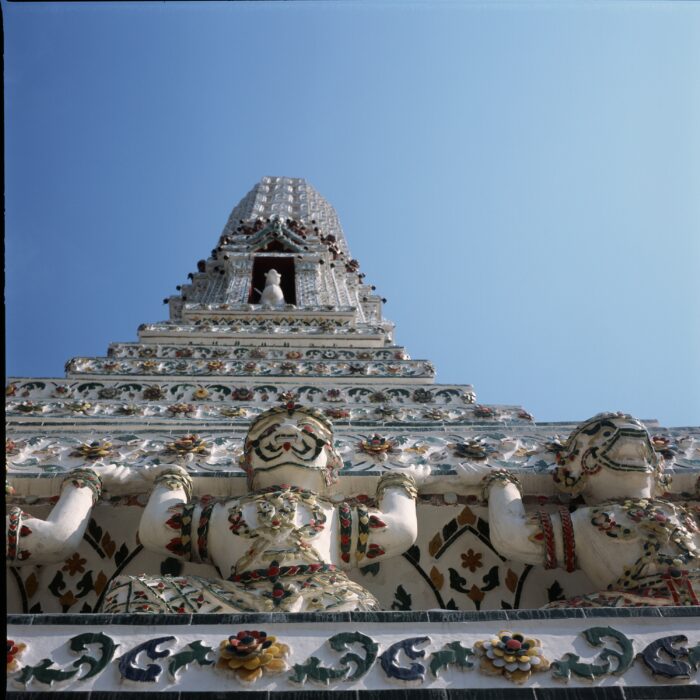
459, 412, 700, 607
259, 268, 285, 307
99, 403, 430, 613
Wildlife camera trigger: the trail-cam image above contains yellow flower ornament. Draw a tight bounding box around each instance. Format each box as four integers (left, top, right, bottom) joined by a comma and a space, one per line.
475, 630, 549, 684
217, 630, 289, 683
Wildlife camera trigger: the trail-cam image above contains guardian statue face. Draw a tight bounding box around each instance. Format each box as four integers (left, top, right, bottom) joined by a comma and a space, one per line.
241, 404, 341, 490
552, 412, 661, 495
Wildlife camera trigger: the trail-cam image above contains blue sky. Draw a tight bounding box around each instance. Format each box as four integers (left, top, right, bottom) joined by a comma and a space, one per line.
5, 1, 700, 427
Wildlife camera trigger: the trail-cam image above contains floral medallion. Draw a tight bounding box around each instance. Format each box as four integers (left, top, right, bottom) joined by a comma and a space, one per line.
7, 639, 26, 673
451, 438, 494, 461
143, 386, 166, 400
217, 631, 289, 683
474, 630, 549, 684
71, 440, 113, 460
358, 434, 397, 460
165, 434, 210, 456
232, 388, 254, 401
16, 401, 43, 414
66, 401, 93, 414
119, 403, 143, 415
220, 406, 247, 418
168, 403, 195, 415
413, 389, 433, 404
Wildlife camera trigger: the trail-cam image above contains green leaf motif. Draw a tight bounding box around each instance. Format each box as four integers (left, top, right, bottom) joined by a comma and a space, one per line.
448, 567, 469, 595
330, 631, 379, 681
168, 641, 215, 679
209, 385, 231, 395
76, 383, 101, 392
405, 544, 421, 563
551, 626, 634, 682
160, 557, 184, 576
391, 584, 412, 611
69, 632, 119, 680
170, 384, 195, 394
13, 458, 39, 467
480, 565, 499, 592
87, 518, 103, 543
429, 641, 474, 677
688, 642, 700, 668
290, 631, 378, 685
360, 562, 380, 576
476, 518, 490, 539
48, 570, 66, 597
547, 580, 565, 603
39, 464, 61, 472
442, 519, 458, 541
114, 543, 130, 567
387, 388, 410, 397
24, 382, 47, 391
17, 659, 79, 686
75, 571, 94, 599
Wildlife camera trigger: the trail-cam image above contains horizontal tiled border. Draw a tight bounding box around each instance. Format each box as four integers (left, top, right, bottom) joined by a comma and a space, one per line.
8, 606, 699, 627
6, 686, 700, 699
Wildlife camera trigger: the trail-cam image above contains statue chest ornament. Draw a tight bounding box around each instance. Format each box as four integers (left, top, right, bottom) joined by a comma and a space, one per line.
102, 482, 380, 614
228, 486, 329, 573
588, 499, 700, 589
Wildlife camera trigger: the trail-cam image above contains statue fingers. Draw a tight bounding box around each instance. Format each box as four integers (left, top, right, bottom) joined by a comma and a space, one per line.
453, 461, 492, 485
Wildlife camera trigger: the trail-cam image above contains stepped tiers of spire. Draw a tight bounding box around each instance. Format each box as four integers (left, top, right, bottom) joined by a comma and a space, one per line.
10, 176, 516, 429
6, 178, 700, 630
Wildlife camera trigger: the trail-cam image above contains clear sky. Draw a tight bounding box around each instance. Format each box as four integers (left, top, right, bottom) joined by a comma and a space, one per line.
5, 1, 700, 427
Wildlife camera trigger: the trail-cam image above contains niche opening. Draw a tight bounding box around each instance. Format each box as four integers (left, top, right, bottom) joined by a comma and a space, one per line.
249, 256, 296, 305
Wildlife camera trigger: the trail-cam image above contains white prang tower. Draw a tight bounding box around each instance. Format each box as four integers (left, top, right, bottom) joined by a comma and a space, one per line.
6, 177, 699, 695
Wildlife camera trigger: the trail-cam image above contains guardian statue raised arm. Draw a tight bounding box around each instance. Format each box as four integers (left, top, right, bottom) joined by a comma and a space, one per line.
100, 403, 428, 613
6, 469, 103, 566
460, 412, 700, 607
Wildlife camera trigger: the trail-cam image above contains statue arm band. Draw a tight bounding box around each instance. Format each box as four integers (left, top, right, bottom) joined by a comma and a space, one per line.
535, 510, 558, 570
480, 469, 523, 501
6, 506, 28, 562
61, 468, 103, 504
559, 506, 577, 572
154, 469, 194, 502
376, 472, 418, 501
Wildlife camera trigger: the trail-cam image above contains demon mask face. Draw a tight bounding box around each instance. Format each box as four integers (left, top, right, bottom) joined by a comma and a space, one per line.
241, 404, 342, 490
552, 412, 661, 495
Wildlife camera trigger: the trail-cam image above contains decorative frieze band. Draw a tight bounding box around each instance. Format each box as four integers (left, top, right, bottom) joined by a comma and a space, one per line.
61, 356, 436, 380
6, 426, 699, 484
6, 381, 477, 407
7, 611, 700, 691
107, 343, 412, 361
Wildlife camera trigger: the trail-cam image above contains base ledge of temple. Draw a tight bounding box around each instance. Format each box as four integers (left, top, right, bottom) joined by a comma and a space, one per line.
7, 608, 700, 694
8, 606, 699, 625
5, 685, 700, 699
